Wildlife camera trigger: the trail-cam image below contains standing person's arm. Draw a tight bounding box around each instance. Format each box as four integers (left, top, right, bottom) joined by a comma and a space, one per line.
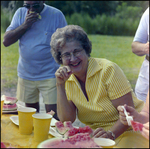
3, 10, 39, 47
132, 41, 149, 56
131, 8, 149, 56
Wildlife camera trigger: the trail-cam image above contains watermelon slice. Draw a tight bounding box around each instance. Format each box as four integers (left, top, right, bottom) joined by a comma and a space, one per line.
55, 121, 93, 138
47, 110, 55, 116
55, 121, 68, 135
55, 121, 74, 136
78, 126, 93, 134
131, 120, 143, 131
64, 121, 73, 129
67, 133, 91, 143
1, 95, 17, 104
1, 142, 6, 148
3, 103, 17, 111
65, 126, 93, 138
64, 127, 79, 138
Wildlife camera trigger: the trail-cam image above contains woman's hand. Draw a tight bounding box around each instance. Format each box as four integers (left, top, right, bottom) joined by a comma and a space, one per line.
117, 104, 139, 125
55, 66, 72, 85
141, 122, 149, 140
93, 127, 110, 139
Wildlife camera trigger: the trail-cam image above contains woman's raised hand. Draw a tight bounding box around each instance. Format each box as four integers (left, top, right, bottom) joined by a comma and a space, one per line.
55, 66, 72, 85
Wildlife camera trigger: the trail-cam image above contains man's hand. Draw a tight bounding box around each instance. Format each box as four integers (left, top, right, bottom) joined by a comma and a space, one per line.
23, 10, 39, 29
144, 42, 149, 55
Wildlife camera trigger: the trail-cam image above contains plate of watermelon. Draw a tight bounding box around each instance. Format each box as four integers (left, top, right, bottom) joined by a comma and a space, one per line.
49, 121, 93, 139
38, 133, 102, 148
49, 121, 79, 138
2, 95, 18, 114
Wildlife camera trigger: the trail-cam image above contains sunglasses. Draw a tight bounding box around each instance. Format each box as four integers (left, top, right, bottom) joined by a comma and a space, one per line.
23, 3, 40, 9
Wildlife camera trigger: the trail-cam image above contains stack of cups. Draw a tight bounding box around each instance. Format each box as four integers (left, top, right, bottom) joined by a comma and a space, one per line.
1, 98, 4, 116
17, 107, 52, 142
17, 107, 37, 135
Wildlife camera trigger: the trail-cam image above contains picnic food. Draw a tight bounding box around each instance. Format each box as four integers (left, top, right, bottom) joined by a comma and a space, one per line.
64, 121, 74, 129
1, 142, 15, 148
65, 126, 93, 138
29, 11, 41, 19
1, 95, 17, 111
131, 120, 143, 131
37, 133, 101, 148
47, 110, 55, 116
1, 142, 6, 148
55, 121, 93, 138
55, 121, 68, 135
78, 126, 93, 134
65, 127, 79, 137
3, 103, 17, 111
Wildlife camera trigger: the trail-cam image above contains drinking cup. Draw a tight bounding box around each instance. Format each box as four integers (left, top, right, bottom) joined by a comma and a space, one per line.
17, 107, 36, 135
32, 113, 52, 142
1, 99, 4, 116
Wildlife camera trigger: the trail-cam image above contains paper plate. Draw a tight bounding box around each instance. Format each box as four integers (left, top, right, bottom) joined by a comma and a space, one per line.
94, 138, 115, 147
37, 138, 66, 148
50, 117, 58, 126
10, 116, 19, 126
10, 115, 58, 128
49, 127, 62, 138
3, 110, 18, 114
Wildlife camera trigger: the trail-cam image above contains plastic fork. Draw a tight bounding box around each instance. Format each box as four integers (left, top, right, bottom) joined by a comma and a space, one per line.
121, 106, 133, 126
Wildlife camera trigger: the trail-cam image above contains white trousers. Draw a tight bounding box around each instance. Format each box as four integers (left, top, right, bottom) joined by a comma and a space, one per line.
135, 58, 149, 102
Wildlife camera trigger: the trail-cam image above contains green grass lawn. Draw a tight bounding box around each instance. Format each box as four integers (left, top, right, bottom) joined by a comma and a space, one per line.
1, 33, 144, 92
1, 33, 19, 89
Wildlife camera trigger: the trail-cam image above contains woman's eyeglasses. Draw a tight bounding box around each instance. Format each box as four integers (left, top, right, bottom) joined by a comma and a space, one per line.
23, 3, 40, 9
61, 49, 84, 61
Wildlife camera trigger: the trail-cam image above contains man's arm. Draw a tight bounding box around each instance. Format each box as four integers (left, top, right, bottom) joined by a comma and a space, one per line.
131, 41, 149, 56
3, 24, 28, 47
3, 10, 39, 47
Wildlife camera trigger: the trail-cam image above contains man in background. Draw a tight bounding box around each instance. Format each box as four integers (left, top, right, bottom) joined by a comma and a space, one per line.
3, 1, 67, 120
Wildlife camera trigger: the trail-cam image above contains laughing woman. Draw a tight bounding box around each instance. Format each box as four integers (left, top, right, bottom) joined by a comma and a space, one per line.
50, 25, 148, 148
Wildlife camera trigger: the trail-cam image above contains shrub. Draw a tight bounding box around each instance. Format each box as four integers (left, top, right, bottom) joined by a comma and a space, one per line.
66, 13, 84, 27
116, 2, 142, 21
66, 12, 140, 36
1, 7, 11, 33
1, 2, 141, 36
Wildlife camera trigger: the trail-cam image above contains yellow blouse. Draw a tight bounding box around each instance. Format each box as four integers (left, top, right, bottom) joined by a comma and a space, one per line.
65, 57, 144, 130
